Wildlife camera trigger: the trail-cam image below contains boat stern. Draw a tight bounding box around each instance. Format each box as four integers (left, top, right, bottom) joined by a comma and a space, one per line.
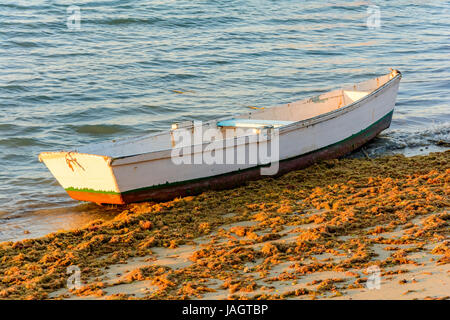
38, 151, 124, 204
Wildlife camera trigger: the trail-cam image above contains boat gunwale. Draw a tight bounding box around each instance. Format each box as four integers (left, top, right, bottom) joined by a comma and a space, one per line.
38, 151, 112, 163
39, 71, 401, 164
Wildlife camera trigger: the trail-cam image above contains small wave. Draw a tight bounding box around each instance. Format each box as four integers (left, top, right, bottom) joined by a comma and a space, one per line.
0, 84, 28, 92
386, 122, 450, 148
20, 94, 55, 103
0, 123, 17, 131
71, 124, 132, 135
42, 52, 95, 59
0, 137, 49, 148
328, 4, 364, 12
363, 122, 450, 156
160, 73, 201, 81
9, 40, 41, 48
97, 17, 163, 26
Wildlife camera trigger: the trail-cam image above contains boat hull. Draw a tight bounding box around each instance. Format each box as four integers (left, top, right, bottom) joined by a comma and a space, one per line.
40, 71, 401, 205
66, 110, 393, 204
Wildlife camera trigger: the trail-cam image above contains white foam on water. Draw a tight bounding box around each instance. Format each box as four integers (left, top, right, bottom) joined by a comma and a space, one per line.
349, 121, 450, 158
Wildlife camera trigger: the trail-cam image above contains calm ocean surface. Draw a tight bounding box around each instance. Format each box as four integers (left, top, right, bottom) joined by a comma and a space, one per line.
0, 0, 449, 242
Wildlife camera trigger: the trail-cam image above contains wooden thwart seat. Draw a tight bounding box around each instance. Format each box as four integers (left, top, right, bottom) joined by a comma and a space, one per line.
343, 90, 370, 103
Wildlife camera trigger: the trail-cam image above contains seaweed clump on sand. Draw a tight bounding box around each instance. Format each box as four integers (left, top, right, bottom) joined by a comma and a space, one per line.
0, 151, 448, 299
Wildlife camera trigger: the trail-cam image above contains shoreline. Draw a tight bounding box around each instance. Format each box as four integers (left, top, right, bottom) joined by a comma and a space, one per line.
0, 151, 448, 300
1, 143, 447, 244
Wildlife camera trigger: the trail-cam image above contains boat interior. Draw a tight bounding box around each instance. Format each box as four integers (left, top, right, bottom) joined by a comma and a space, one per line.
77, 71, 398, 159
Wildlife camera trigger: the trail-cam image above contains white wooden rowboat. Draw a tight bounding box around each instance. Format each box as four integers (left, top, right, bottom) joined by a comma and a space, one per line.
39, 70, 402, 205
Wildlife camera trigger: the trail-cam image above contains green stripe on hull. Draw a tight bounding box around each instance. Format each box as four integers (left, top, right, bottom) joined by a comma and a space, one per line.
65, 111, 393, 196
65, 187, 120, 195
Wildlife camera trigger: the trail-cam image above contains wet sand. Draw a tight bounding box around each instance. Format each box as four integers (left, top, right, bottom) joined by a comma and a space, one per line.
0, 151, 448, 300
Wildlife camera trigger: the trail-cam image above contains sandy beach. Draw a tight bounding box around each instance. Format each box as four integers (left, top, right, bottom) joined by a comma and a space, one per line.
1, 151, 448, 300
